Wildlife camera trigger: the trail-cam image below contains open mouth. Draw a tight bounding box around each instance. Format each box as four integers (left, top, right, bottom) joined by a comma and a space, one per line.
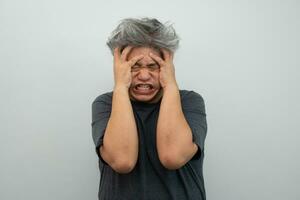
133, 84, 155, 94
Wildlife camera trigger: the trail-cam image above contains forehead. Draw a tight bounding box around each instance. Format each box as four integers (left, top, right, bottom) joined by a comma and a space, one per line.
127, 47, 161, 59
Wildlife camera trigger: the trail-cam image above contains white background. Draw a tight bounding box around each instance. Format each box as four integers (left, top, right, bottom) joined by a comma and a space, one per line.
1, 0, 299, 199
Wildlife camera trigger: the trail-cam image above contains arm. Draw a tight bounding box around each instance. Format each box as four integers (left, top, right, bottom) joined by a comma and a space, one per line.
156, 84, 198, 170
150, 50, 197, 170
100, 47, 144, 173
100, 86, 138, 173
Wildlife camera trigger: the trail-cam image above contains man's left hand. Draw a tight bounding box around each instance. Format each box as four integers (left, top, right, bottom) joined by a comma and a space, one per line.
149, 49, 178, 89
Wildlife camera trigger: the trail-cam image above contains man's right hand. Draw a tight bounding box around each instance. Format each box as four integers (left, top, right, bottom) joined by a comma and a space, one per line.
113, 46, 144, 89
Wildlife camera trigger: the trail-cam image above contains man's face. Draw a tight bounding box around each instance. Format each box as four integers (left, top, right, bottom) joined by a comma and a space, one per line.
127, 47, 162, 103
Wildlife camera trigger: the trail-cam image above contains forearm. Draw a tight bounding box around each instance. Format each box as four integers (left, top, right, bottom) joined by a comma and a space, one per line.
157, 85, 197, 169
100, 86, 138, 173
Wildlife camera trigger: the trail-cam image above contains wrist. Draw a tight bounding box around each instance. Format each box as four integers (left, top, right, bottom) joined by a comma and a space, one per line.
114, 85, 129, 93
162, 82, 179, 92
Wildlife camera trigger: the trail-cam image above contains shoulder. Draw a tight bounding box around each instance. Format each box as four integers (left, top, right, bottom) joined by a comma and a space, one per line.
179, 89, 205, 103
92, 91, 113, 105
179, 89, 206, 113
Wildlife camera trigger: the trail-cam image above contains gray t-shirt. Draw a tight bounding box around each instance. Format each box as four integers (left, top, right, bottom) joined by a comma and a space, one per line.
91, 90, 208, 200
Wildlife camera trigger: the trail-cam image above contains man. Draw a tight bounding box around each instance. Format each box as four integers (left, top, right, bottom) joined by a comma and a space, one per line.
91, 18, 208, 200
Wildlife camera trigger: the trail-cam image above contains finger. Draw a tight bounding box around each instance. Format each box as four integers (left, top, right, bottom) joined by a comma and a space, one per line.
127, 54, 144, 67
113, 47, 121, 63
121, 46, 133, 61
169, 50, 174, 61
149, 52, 165, 67
162, 49, 173, 61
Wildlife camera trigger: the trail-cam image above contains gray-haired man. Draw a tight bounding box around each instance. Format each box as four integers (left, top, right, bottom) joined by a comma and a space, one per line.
91, 18, 208, 200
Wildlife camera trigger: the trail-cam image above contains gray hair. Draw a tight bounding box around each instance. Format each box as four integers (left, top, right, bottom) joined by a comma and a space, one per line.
106, 17, 180, 54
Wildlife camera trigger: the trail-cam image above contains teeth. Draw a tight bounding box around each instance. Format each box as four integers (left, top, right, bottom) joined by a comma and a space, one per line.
137, 84, 151, 89
140, 85, 149, 88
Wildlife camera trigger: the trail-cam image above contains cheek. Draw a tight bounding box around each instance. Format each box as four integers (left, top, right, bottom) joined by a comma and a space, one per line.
154, 72, 160, 83
130, 72, 137, 80
152, 72, 159, 78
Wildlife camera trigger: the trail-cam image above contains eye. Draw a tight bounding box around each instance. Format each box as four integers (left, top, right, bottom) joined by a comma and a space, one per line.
148, 64, 159, 71
131, 65, 140, 72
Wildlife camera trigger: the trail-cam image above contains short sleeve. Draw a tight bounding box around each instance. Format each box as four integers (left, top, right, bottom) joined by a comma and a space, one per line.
91, 93, 112, 159
181, 91, 208, 159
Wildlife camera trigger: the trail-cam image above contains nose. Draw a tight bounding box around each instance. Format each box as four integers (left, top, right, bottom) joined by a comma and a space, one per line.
137, 68, 151, 81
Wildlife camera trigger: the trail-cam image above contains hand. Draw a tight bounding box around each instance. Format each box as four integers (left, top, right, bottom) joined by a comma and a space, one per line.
149, 49, 177, 89
113, 46, 144, 89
